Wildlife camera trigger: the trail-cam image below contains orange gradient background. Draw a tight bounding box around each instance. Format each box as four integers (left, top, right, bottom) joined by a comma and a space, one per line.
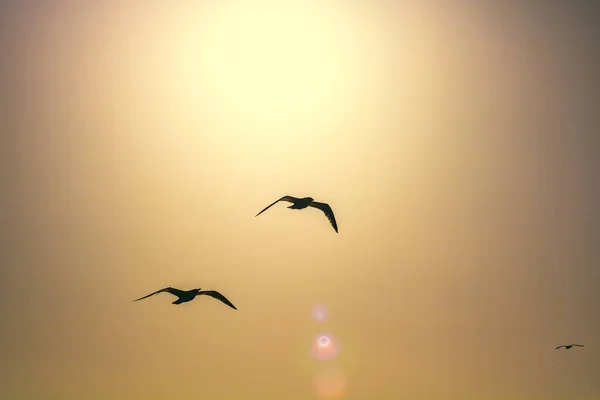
1, 1, 599, 399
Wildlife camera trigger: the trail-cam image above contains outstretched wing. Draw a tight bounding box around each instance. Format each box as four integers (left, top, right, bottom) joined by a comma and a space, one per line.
555, 346, 565, 350
198, 290, 237, 310
309, 201, 338, 232
255, 196, 299, 217
573, 344, 584, 347
133, 287, 185, 302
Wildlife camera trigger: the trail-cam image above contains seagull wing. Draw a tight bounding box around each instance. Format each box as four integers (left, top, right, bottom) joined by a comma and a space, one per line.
309, 201, 338, 232
573, 344, 584, 347
555, 346, 565, 350
198, 290, 237, 310
255, 196, 299, 217
133, 287, 185, 302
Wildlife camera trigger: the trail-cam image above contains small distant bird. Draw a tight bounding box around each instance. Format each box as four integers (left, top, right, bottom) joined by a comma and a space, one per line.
555, 344, 584, 350
134, 287, 237, 310
255, 195, 338, 232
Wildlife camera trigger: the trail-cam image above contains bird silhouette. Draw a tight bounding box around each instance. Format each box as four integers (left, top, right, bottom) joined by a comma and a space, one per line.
555, 344, 584, 350
133, 287, 237, 310
255, 195, 338, 232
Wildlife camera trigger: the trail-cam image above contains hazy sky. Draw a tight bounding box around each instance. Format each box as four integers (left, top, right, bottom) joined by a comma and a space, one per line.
2, 1, 599, 399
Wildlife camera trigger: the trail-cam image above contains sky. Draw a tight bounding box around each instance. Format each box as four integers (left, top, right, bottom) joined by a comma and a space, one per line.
1, 1, 599, 399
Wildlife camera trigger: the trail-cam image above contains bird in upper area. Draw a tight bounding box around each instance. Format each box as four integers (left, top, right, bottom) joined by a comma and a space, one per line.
133, 287, 237, 310
555, 344, 584, 350
255, 195, 338, 233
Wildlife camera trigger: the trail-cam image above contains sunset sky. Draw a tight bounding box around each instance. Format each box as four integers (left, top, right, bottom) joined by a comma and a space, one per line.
2, 1, 599, 399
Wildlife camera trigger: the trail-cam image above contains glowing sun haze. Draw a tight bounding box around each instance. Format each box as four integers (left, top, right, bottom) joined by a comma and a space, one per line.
188, 2, 361, 126
131, 0, 386, 164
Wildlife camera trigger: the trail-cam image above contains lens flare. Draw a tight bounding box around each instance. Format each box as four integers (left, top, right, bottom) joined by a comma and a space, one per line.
318, 335, 331, 348
312, 304, 328, 322
311, 333, 342, 361
313, 367, 347, 399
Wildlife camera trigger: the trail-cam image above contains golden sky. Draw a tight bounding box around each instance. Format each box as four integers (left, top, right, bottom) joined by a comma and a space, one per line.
2, 1, 599, 399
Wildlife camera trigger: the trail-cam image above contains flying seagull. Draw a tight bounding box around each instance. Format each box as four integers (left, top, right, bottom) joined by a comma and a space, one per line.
555, 344, 584, 350
133, 287, 237, 310
255, 196, 338, 232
